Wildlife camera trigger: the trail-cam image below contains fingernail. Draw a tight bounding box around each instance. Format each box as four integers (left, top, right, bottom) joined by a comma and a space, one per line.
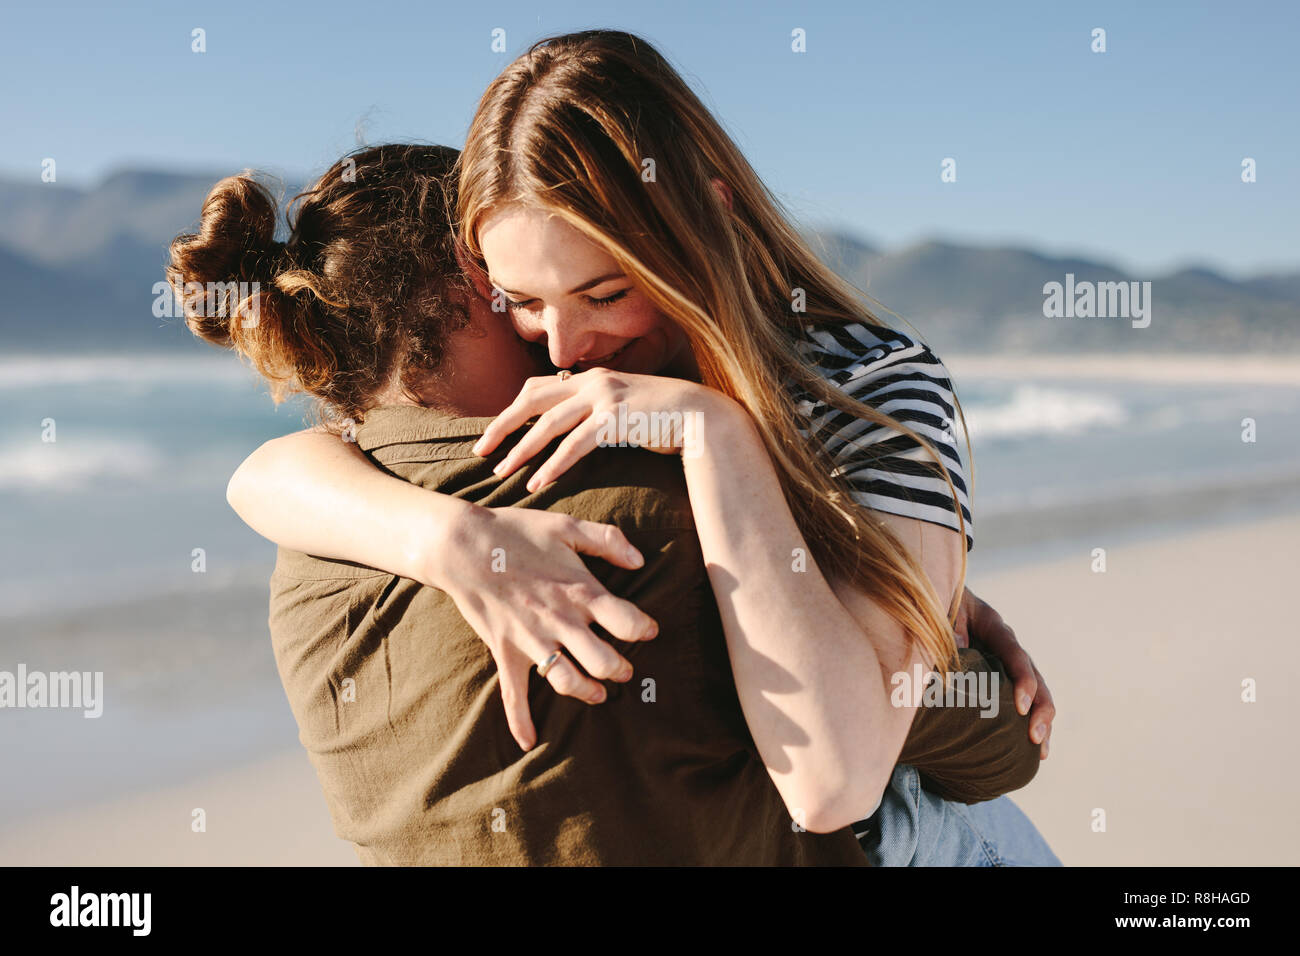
589, 689, 606, 704
1018, 693, 1031, 715
492, 460, 508, 475
627, 548, 643, 567
617, 665, 633, 682
472, 438, 486, 455
525, 477, 539, 493
1032, 723, 1046, 742
1041, 738, 1050, 758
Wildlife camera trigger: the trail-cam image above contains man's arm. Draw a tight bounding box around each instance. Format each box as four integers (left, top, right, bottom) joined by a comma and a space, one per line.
956, 588, 1056, 760
896, 644, 1041, 803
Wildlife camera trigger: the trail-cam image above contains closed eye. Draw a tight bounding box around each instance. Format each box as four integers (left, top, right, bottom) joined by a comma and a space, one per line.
586, 289, 630, 307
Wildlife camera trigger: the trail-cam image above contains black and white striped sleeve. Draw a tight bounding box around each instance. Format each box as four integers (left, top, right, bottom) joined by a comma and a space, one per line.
790, 320, 974, 552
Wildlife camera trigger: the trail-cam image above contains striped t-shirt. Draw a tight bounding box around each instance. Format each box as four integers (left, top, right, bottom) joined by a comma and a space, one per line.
787, 317, 974, 851
788, 318, 974, 552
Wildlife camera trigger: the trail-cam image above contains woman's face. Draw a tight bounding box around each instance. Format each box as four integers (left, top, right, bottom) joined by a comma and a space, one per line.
477, 204, 692, 375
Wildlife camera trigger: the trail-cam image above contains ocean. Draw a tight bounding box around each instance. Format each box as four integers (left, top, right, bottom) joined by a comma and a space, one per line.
2, 351, 1299, 823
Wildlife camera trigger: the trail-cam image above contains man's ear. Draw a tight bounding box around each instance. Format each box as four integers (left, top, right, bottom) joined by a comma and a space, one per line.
711, 177, 734, 211
455, 240, 495, 300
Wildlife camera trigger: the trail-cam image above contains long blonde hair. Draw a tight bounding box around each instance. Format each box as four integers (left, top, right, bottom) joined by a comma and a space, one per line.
459, 30, 970, 670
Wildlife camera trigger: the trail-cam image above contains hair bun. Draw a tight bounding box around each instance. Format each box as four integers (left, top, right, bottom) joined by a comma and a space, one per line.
167, 145, 468, 426
166, 174, 283, 346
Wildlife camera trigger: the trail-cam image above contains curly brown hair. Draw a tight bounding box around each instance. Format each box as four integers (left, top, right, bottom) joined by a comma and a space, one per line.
166, 143, 468, 427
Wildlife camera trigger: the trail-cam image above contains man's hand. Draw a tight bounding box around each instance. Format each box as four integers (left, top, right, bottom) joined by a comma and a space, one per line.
954, 587, 1055, 760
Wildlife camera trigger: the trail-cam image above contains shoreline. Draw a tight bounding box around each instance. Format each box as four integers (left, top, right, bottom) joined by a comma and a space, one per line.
945, 352, 1300, 385
2, 349, 1298, 387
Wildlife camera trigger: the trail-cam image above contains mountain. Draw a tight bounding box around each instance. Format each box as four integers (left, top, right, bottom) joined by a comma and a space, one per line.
0, 169, 1296, 355
806, 231, 879, 280
0, 170, 302, 351
820, 239, 1300, 354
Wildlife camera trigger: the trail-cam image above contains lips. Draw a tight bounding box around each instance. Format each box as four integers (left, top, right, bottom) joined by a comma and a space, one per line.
575, 340, 632, 371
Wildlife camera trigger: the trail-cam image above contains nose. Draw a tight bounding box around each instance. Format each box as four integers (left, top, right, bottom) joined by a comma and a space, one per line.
539, 308, 597, 370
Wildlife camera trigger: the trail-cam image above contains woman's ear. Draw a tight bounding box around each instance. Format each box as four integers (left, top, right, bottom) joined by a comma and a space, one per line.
711, 177, 734, 211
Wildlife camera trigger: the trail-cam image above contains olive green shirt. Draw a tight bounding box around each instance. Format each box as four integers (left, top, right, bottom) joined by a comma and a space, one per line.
268, 405, 1037, 866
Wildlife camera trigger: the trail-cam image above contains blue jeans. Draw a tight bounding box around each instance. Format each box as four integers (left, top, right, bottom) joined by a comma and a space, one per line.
862, 764, 1062, 866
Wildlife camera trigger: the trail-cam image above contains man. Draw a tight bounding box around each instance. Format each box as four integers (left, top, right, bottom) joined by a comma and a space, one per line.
268, 404, 1041, 865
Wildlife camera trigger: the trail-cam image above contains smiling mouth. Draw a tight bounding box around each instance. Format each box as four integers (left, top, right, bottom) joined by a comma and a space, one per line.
575, 341, 633, 370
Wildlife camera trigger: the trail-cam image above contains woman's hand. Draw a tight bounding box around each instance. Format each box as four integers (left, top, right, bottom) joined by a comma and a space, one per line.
471, 368, 722, 491
230, 426, 662, 755
424, 501, 660, 752
954, 587, 1056, 760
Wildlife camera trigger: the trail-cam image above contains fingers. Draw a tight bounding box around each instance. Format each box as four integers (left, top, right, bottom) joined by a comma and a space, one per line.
985, 625, 1037, 715
447, 504, 661, 753
526, 420, 604, 492
1003, 642, 1038, 717
473, 377, 572, 457
495, 650, 538, 752
565, 518, 645, 570
491, 622, 606, 717
967, 595, 1054, 751
976, 605, 1038, 717
537, 649, 607, 705
550, 618, 635, 683
587, 591, 659, 644
511, 628, 607, 704
1028, 666, 1057, 751
494, 398, 590, 478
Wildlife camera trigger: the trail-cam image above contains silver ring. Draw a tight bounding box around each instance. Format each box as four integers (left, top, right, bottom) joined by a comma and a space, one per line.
536, 650, 564, 678
557, 369, 573, 381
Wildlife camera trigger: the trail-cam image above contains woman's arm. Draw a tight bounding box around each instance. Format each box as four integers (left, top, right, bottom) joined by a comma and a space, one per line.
899, 642, 1042, 803
475, 369, 963, 833
680, 399, 963, 832
228, 428, 468, 579
227, 428, 660, 750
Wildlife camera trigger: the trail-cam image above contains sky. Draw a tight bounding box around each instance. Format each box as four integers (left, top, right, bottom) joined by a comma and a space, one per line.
1, 0, 1297, 277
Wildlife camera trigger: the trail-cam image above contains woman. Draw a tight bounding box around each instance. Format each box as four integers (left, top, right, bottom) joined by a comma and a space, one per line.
228, 31, 1058, 863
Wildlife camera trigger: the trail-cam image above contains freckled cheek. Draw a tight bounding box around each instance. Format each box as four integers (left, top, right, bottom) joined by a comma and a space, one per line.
614, 301, 668, 341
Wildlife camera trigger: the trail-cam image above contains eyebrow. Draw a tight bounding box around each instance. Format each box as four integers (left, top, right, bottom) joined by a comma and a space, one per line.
490, 271, 627, 298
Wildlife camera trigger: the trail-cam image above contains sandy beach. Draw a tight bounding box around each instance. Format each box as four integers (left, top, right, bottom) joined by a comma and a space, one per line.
978, 509, 1300, 866
0, 750, 356, 867
3, 507, 1296, 866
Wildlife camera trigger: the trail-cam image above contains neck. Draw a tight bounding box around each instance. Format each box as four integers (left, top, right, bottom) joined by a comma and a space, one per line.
374, 315, 546, 418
